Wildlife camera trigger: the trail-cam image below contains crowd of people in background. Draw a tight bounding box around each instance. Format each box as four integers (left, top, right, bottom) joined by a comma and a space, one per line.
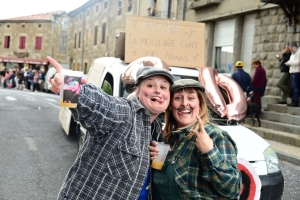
0, 65, 46, 92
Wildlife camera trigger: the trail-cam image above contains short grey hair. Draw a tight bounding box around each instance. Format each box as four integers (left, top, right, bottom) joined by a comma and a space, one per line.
289, 42, 298, 48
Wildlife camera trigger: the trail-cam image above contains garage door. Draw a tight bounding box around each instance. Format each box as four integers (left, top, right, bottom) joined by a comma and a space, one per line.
213, 18, 235, 73
241, 14, 255, 74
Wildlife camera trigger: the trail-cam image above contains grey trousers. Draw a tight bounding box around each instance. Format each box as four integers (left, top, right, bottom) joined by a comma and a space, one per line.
277, 72, 290, 101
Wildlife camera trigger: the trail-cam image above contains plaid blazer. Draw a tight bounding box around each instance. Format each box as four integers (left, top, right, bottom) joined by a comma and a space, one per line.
58, 83, 162, 200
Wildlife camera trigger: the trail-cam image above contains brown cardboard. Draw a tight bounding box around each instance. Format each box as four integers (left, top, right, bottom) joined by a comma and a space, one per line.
115, 32, 126, 60
125, 16, 205, 69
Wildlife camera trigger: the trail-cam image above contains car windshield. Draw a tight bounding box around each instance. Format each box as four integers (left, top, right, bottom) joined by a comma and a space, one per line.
119, 74, 237, 126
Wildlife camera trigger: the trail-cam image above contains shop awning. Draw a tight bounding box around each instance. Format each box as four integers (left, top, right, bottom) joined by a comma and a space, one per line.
0, 56, 48, 65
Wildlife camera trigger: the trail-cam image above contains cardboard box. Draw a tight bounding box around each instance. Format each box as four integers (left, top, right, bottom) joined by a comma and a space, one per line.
125, 16, 205, 69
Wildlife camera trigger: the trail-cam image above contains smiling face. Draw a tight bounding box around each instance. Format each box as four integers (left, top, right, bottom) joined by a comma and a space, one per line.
169, 88, 201, 128
136, 75, 171, 120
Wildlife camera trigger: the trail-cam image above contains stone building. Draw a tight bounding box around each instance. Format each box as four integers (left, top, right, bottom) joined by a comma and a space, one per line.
184, 0, 300, 103
51, 0, 183, 73
0, 11, 61, 70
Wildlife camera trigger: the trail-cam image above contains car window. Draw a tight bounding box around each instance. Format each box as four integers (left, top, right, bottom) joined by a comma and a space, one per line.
101, 73, 113, 95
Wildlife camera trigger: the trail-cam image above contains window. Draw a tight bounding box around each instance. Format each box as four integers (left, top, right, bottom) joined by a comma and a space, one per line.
7, 24, 10, 28
101, 73, 114, 95
214, 46, 233, 73
19, 36, 26, 49
61, 17, 69, 32
4, 36, 10, 48
84, 63, 88, 74
74, 33, 77, 48
128, 0, 132, 12
118, 0, 122, 15
101, 23, 106, 44
38, 24, 42, 28
85, 29, 89, 47
78, 31, 81, 48
104, 1, 108, 9
96, 5, 99, 12
94, 26, 98, 45
59, 35, 67, 53
35, 36, 42, 50
22, 24, 25, 28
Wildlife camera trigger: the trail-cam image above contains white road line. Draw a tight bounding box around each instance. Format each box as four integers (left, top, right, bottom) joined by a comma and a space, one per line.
6, 96, 17, 101
49, 102, 60, 109
23, 137, 38, 151
45, 98, 57, 102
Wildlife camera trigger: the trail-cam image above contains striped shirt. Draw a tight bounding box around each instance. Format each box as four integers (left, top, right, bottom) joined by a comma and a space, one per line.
163, 122, 242, 199
57, 83, 162, 200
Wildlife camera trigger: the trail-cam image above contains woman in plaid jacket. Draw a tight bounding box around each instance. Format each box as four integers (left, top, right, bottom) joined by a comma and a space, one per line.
151, 79, 242, 200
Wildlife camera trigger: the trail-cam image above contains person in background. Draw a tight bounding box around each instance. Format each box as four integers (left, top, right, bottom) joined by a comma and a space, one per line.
23, 68, 29, 90
150, 79, 242, 200
32, 70, 39, 92
285, 42, 300, 107
48, 56, 174, 200
39, 69, 46, 92
276, 43, 291, 104
231, 61, 252, 97
17, 68, 24, 90
0, 66, 6, 88
252, 60, 267, 115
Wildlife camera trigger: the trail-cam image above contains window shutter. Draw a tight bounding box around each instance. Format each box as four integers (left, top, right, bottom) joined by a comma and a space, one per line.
35, 36, 42, 50
19, 36, 26, 49
4, 36, 8, 48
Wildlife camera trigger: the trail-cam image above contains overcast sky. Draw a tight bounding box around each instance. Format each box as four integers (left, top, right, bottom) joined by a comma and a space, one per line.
0, 0, 89, 19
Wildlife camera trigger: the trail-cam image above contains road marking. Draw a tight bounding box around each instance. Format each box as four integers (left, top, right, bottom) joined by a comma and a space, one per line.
23, 137, 38, 151
6, 96, 17, 101
45, 98, 57, 102
49, 102, 60, 109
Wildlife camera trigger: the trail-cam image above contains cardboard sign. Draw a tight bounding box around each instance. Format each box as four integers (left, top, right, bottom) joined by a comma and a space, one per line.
125, 16, 205, 69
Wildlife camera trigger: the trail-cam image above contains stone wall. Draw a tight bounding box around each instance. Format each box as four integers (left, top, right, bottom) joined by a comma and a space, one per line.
253, 7, 300, 97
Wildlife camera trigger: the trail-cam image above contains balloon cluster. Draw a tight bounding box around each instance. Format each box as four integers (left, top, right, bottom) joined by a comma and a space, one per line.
199, 67, 247, 121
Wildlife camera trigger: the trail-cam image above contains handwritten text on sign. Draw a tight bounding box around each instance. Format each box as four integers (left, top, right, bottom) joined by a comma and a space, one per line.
125, 16, 205, 69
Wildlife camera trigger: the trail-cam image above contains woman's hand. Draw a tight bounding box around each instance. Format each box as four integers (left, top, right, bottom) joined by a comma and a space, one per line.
190, 115, 213, 153
149, 141, 160, 161
47, 56, 87, 94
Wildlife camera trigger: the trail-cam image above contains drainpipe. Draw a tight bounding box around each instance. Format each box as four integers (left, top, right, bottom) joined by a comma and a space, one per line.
137, 0, 140, 16
81, 11, 86, 72
50, 18, 55, 57
181, 0, 186, 21
175, 0, 179, 19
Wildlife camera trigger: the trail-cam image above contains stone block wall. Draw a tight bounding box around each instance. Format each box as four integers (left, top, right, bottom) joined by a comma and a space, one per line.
253, 7, 300, 97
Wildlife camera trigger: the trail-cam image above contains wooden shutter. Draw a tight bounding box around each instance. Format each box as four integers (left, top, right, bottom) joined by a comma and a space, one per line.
4, 36, 10, 48
19, 36, 26, 49
35, 36, 42, 50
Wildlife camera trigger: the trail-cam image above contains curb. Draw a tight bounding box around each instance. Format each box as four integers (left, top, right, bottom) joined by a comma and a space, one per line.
276, 150, 300, 166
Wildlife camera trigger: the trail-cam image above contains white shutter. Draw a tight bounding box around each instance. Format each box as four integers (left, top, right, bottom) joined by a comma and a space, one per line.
214, 18, 235, 47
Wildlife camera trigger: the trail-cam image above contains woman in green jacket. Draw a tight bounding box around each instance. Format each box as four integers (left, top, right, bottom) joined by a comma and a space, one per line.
151, 79, 242, 200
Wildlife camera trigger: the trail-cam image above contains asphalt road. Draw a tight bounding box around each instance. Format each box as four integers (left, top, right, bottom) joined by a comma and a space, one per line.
0, 88, 78, 200
0, 88, 299, 200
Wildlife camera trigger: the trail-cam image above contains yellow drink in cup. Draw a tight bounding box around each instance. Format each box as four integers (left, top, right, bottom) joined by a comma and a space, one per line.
151, 142, 170, 170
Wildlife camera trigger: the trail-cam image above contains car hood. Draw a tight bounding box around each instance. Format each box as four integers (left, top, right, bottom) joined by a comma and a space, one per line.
218, 125, 269, 161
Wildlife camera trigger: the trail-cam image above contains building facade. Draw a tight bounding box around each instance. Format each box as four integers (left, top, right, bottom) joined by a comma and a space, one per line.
0, 11, 61, 70
184, 0, 300, 101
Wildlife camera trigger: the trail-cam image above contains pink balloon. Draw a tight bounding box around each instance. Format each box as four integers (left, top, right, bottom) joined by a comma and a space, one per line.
199, 67, 227, 117
216, 74, 247, 121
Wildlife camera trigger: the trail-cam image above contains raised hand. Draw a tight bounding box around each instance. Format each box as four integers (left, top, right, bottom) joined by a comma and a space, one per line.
47, 56, 87, 94
190, 115, 213, 153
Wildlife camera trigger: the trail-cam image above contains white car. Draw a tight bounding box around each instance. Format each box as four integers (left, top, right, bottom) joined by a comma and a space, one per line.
60, 57, 284, 200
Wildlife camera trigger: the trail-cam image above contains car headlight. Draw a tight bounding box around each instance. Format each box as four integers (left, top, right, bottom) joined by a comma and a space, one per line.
263, 146, 280, 174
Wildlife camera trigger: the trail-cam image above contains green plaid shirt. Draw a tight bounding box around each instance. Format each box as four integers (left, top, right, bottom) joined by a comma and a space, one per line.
165, 122, 242, 199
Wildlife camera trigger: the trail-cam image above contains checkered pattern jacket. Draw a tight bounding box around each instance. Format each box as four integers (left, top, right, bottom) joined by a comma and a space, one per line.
164, 122, 242, 199
57, 83, 161, 200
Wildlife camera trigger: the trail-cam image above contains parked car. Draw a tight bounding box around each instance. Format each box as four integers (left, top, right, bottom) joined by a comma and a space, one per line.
59, 57, 284, 200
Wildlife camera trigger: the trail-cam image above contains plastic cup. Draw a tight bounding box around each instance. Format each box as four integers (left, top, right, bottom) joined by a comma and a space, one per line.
60, 70, 83, 108
151, 142, 170, 170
